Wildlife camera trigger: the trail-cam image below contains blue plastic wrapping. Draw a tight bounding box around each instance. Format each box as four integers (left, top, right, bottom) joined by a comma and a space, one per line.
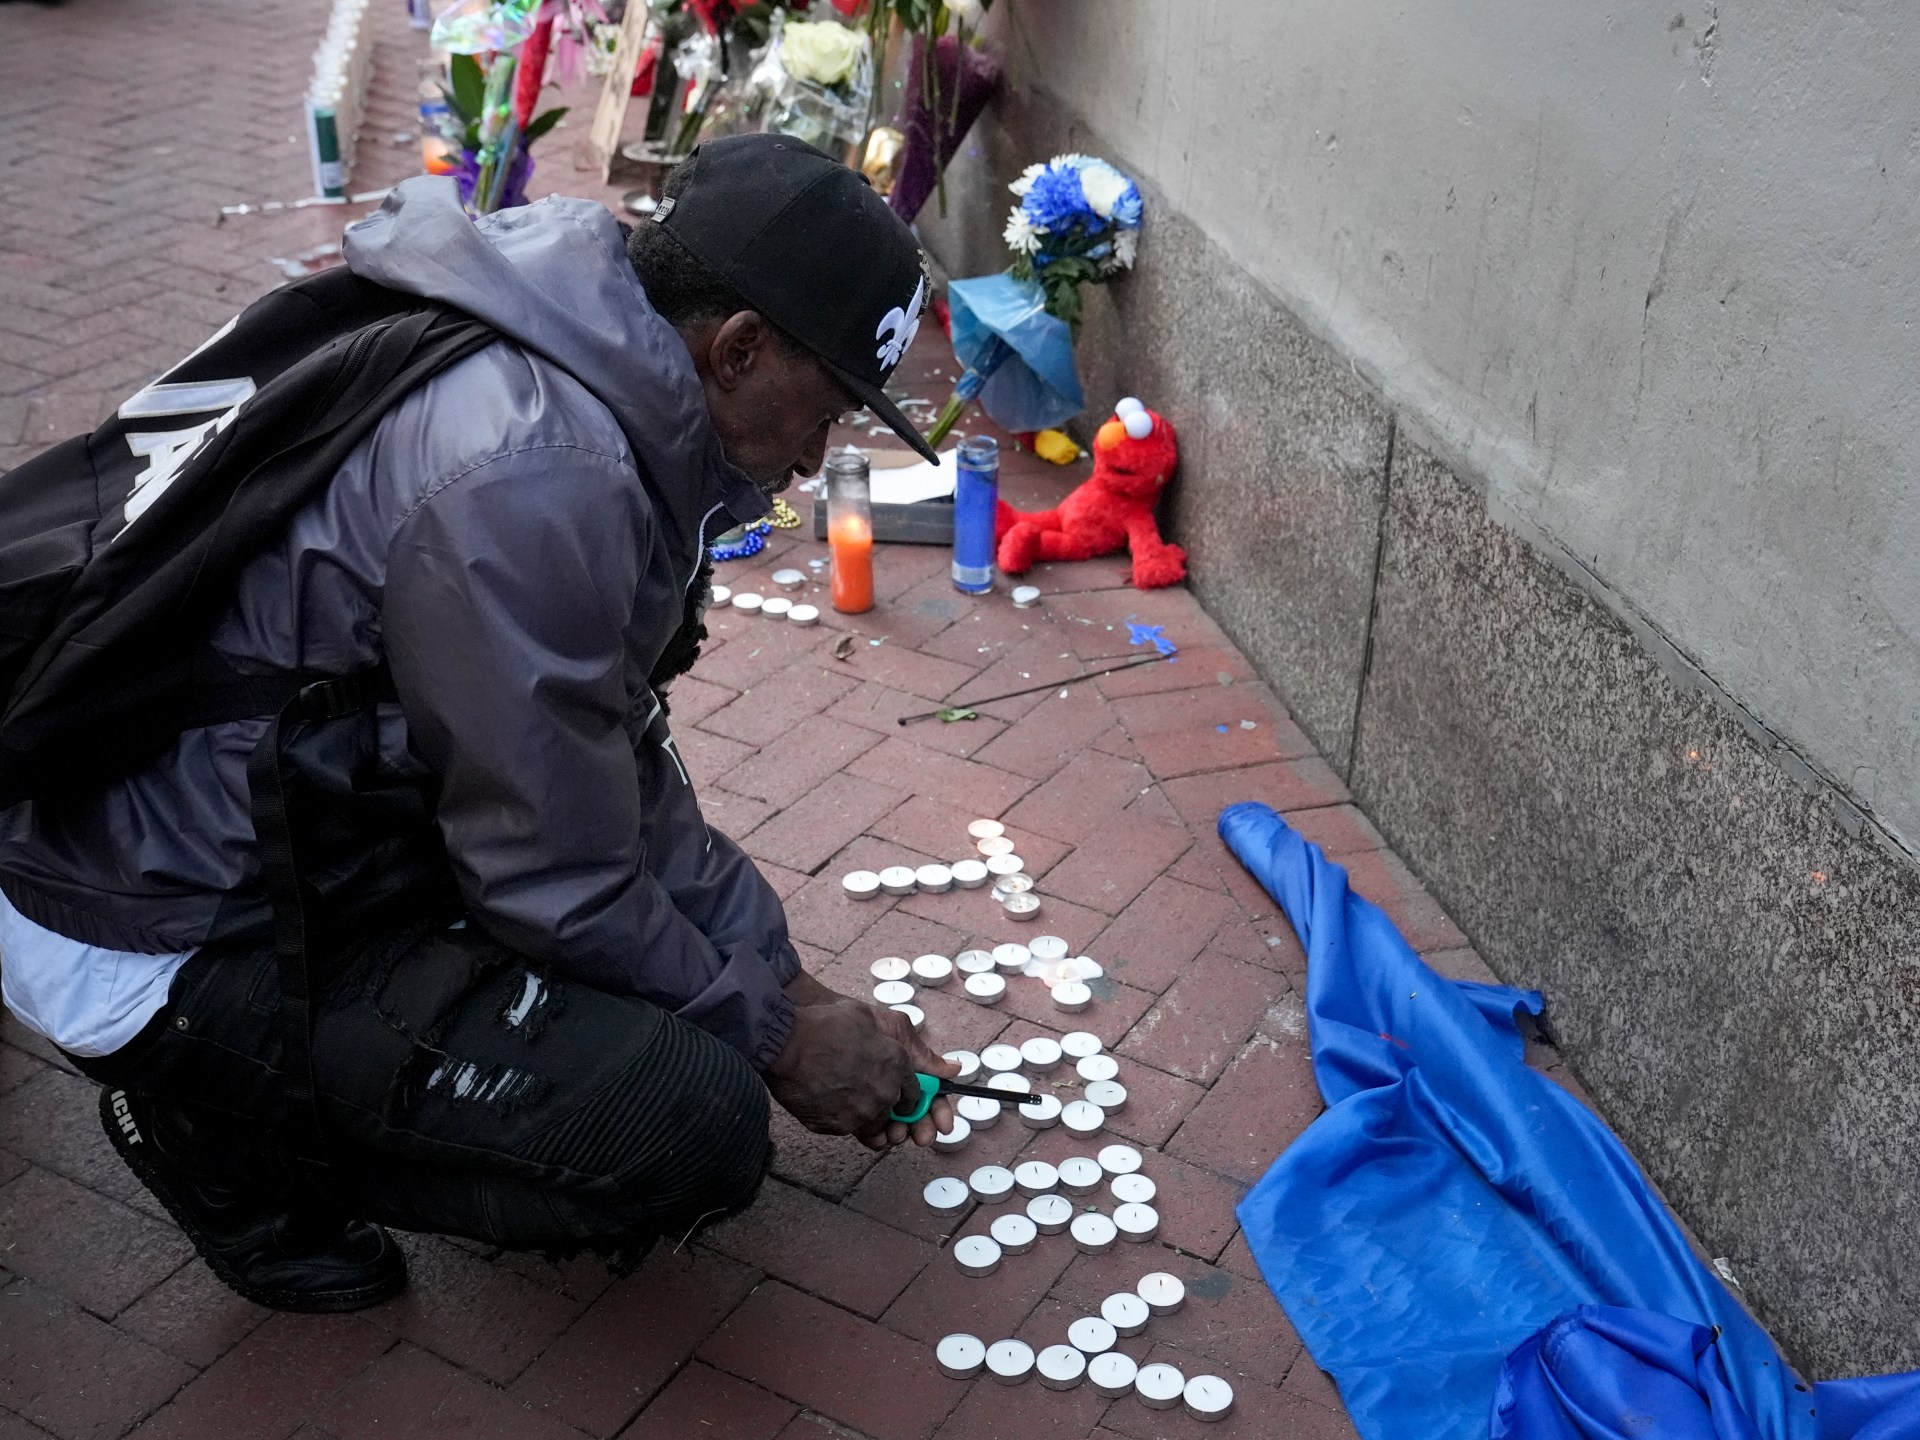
1215, 801, 1920, 1440
946, 272, 1084, 434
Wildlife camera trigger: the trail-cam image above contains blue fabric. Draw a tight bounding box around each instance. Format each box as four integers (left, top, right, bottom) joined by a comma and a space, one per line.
946, 273, 1084, 433
1216, 802, 1920, 1440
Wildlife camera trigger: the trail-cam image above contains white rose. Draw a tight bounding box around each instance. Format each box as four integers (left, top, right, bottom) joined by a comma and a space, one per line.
780, 21, 866, 88
1078, 161, 1129, 220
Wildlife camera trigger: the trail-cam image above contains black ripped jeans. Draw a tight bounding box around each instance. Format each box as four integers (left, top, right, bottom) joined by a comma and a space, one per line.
72, 925, 773, 1254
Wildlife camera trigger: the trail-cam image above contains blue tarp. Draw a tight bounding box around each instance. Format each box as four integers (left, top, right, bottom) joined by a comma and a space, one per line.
1217, 801, 1920, 1440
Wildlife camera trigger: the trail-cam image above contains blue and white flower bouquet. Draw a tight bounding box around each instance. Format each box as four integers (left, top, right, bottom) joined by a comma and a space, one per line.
926, 154, 1144, 446
1004, 154, 1144, 326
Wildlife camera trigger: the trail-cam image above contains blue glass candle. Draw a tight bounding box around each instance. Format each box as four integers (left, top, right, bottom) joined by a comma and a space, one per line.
952, 435, 1000, 594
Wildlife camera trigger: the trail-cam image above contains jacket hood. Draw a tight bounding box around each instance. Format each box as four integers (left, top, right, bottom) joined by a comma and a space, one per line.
342, 176, 767, 528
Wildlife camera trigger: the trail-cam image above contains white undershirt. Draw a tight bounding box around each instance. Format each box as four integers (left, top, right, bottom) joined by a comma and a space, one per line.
0, 888, 191, 1058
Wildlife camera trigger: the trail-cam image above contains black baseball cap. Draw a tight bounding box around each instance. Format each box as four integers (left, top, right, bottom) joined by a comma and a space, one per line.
653, 133, 939, 463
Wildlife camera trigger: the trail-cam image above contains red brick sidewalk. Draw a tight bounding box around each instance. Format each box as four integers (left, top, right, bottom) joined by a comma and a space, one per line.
0, 4, 1581, 1438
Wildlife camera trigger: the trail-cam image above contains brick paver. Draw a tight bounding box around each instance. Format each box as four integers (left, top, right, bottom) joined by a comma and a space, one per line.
0, 3, 1590, 1437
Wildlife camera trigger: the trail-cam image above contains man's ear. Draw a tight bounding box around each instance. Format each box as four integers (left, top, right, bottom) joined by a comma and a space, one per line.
706, 311, 775, 392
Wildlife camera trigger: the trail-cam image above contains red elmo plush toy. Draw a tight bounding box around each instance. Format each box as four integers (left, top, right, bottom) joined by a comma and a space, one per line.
994, 398, 1186, 588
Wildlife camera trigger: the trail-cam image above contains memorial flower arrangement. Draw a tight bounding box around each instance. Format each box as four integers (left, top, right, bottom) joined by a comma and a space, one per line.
924, 154, 1146, 447
1003, 154, 1144, 327
430, 0, 574, 213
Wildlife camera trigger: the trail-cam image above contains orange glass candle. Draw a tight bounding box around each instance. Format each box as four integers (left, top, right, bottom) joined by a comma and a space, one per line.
825, 448, 875, 614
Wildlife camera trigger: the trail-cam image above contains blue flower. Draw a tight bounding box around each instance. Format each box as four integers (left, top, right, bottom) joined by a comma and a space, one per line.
1111, 182, 1143, 228
1021, 162, 1094, 233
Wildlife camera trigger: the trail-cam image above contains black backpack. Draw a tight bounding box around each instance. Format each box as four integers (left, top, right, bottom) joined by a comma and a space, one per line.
0, 265, 497, 808
0, 266, 497, 1179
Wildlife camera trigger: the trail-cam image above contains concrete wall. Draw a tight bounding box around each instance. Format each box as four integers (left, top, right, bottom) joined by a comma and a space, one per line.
917, 1, 1920, 1375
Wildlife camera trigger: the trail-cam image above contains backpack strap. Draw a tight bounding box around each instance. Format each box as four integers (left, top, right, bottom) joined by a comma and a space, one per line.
242, 664, 396, 1183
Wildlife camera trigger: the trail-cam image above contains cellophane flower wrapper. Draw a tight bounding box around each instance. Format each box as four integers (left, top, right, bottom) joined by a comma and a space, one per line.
1004, 154, 1144, 327
744, 10, 872, 155
888, 31, 1001, 222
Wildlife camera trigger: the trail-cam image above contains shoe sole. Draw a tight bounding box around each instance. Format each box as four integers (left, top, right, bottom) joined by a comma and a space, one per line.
99, 1086, 407, 1314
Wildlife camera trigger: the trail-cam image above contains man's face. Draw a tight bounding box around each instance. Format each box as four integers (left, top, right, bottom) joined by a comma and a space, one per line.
695, 312, 857, 495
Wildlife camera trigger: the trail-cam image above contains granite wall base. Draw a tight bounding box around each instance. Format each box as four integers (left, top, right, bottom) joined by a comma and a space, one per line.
920, 93, 1920, 1375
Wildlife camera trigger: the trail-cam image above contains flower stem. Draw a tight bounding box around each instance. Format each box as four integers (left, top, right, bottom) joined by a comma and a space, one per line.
923, 392, 968, 449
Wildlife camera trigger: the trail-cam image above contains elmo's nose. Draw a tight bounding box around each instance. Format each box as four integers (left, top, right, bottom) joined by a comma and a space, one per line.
1095, 419, 1127, 452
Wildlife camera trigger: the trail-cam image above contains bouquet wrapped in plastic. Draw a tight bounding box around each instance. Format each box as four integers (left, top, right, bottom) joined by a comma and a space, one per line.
927, 154, 1144, 445
745, 11, 874, 155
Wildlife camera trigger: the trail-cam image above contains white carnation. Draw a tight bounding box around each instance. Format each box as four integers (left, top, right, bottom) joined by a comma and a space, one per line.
1003, 208, 1043, 254
1079, 161, 1129, 220
1008, 162, 1045, 198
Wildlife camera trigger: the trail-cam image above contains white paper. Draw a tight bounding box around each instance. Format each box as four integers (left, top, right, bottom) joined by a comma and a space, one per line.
868, 448, 959, 506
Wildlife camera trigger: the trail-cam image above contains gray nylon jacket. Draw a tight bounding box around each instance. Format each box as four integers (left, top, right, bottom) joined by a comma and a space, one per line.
0, 177, 801, 1069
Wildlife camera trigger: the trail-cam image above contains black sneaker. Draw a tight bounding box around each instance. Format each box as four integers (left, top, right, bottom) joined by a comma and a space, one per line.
100, 1086, 407, 1313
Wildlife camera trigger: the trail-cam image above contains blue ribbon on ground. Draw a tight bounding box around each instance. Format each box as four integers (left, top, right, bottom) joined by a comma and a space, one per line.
1216, 801, 1920, 1440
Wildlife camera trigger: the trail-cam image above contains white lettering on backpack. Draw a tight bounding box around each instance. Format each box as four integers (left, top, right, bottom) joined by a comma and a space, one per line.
109, 314, 257, 539
117, 398, 247, 533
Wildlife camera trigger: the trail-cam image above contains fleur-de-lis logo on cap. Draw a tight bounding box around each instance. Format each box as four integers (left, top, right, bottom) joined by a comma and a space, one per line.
874, 275, 926, 372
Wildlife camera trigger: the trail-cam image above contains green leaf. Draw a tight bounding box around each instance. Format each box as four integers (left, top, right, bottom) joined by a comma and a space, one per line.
449, 53, 486, 123
935, 707, 979, 723
522, 105, 569, 142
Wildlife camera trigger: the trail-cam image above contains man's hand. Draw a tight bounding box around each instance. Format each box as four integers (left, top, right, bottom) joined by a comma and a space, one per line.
768, 975, 959, 1149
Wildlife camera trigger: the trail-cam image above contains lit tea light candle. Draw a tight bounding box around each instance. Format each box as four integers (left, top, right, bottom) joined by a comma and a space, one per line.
1113, 1202, 1159, 1242
842, 870, 881, 900
1056, 1156, 1103, 1194
1026, 1193, 1072, 1233
1137, 1271, 1186, 1315
955, 948, 996, 973
872, 980, 915, 1006
953, 1234, 1002, 1276
1028, 935, 1069, 962
1088, 1350, 1139, 1398
787, 603, 820, 627
989, 1212, 1037, 1255
968, 1165, 1016, 1203
1003, 892, 1041, 922
1110, 1172, 1156, 1205
870, 956, 910, 982
955, 1094, 1001, 1128
1060, 1031, 1103, 1059
951, 859, 990, 889
1031, 957, 1091, 985
963, 972, 1006, 1004
1061, 1100, 1104, 1138
1013, 1160, 1059, 1196
1075, 1053, 1119, 1083
878, 866, 917, 895
985, 853, 1026, 878
1136, 1362, 1187, 1410
991, 873, 1035, 901
1101, 1291, 1149, 1337
976, 835, 1016, 858
1067, 1316, 1117, 1355
991, 943, 1031, 971
1051, 979, 1091, 1012
1017, 1093, 1063, 1129
730, 591, 764, 613
914, 865, 953, 894
1019, 1037, 1063, 1072
942, 1049, 981, 1081
1036, 1344, 1086, 1391
1084, 1080, 1127, 1111
985, 1338, 1035, 1385
1097, 1144, 1142, 1176
923, 1176, 969, 1215
911, 953, 954, 985
1183, 1374, 1236, 1422
1069, 1210, 1117, 1254
937, 1333, 986, 1379
933, 1115, 972, 1152
759, 596, 792, 620
980, 1043, 1023, 1073
967, 819, 1005, 840
890, 1002, 925, 1028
